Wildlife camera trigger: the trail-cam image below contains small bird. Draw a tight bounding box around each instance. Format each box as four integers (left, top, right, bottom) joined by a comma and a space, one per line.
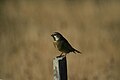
51, 32, 81, 57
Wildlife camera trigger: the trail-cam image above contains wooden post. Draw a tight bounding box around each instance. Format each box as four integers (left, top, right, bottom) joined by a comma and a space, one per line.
53, 56, 68, 80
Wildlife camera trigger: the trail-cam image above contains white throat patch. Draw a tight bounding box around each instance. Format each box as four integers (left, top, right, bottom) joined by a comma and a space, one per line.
54, 35, 59, 41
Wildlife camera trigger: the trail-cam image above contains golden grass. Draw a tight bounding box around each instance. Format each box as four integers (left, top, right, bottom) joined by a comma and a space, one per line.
0, 0, 120, 80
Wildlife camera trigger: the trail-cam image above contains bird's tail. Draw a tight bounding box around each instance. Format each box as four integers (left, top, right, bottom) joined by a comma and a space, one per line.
73, 49, 82, 54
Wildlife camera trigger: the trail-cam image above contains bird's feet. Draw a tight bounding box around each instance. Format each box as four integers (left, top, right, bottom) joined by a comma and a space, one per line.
56, 55, 64, 58
56, 54, 66, 58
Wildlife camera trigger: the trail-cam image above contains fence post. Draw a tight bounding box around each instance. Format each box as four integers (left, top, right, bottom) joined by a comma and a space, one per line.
53, 56, 68, 80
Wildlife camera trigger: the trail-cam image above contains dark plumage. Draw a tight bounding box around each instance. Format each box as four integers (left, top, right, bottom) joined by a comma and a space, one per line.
51, 32, 81, 57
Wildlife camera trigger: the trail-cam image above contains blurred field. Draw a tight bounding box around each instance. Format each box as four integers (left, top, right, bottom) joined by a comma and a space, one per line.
0, 0, 120, 80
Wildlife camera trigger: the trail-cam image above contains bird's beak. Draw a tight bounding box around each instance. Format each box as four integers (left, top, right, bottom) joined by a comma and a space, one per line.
51, 34, 53, 37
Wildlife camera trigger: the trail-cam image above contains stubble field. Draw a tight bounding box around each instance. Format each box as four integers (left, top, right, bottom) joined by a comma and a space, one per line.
0, 0, 120, 80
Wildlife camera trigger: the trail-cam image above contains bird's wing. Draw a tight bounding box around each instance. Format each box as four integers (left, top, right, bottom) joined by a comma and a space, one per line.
62, 39, 81, 54
61, 39, 74, 51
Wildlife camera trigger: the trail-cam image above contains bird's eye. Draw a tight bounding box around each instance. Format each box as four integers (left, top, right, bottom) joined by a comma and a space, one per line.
55, 34, 57, 36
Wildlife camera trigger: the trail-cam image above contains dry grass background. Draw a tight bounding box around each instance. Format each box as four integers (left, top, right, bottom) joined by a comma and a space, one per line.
0, 0, 120, 80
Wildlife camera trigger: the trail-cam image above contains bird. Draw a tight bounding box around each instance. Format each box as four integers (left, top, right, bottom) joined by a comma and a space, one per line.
51, 32, 81, 57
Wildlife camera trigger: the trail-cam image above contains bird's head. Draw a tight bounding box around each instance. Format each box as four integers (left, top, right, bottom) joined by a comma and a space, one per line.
51, 32, 63, 41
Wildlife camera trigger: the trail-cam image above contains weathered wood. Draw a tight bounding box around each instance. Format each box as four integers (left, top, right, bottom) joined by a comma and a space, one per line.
53, 56, 67, 80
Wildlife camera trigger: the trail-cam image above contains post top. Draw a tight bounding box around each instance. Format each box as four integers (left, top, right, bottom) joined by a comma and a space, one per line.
53, 56, 66, 60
